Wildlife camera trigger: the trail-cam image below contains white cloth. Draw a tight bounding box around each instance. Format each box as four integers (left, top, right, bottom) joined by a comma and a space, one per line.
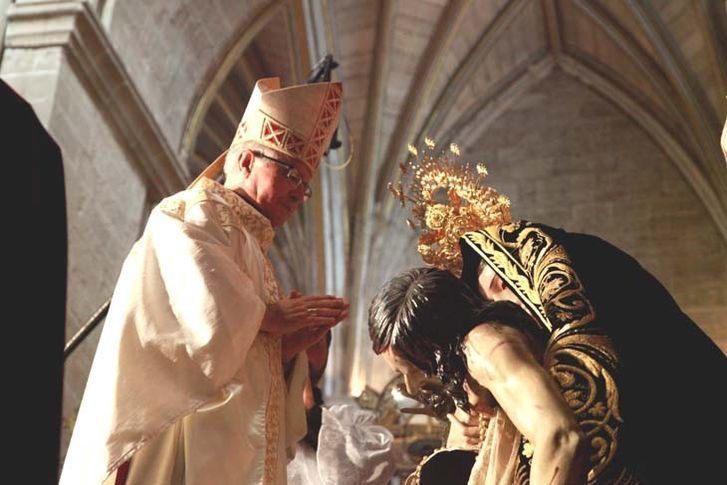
287, 403, 395, 485
61, 178, 307, 485
287, 444, 322, 485
467, 409, 521, 485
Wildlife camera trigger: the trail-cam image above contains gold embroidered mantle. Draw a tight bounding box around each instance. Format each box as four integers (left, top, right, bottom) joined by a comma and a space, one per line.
461, 222, 629, 483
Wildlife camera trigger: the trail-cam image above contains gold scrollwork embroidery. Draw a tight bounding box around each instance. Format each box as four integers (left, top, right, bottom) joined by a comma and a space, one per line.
462, 222, 622, 483
465, 229, 549, 331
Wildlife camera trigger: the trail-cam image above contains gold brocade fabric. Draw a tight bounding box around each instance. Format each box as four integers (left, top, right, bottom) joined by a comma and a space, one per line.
191, 177, 275, 249
262, 257, 283, 485
461, 222, 637, 484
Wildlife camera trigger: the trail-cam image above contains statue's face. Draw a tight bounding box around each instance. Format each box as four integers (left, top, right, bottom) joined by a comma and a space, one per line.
383, 340, 497, 416
477, 263, 517, 301
381, 346, 428, 396
477, 264, 532, 317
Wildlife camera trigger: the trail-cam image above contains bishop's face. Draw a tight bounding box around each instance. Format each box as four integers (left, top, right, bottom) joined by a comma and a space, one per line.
237, 147, 313, 226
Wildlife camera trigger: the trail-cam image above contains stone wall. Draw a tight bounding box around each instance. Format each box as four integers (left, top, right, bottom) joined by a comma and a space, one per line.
466, 69, 727, 351
356, 70, 726, 396
1, 0, 222, 458
50, 52, 150, 449
102, 0, 271, 151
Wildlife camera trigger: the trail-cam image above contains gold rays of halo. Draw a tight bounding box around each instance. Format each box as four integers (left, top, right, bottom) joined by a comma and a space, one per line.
388, 138, 512, 276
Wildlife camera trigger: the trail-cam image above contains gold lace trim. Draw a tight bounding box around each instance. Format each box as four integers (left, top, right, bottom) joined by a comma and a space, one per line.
263, 257, 283, 302
407, 414, 488, 485
195, 178, 275, 250
158, 197, 186, 220
159, 178, 275, 251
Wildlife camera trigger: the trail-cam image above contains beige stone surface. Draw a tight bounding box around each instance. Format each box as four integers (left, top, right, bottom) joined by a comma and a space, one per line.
103, 0, 272, 151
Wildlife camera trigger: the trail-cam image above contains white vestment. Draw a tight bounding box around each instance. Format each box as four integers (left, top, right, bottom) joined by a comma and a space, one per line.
61, 178, 307, 485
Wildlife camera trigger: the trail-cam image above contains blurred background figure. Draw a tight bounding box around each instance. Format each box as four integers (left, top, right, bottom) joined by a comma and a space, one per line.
4, 78, 67, 483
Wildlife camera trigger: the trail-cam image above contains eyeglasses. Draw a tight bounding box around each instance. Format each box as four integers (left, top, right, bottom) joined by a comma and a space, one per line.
252, 151, 312, 200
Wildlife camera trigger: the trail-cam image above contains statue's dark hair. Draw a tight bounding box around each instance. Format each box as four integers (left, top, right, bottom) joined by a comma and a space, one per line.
368, 267, 533, 417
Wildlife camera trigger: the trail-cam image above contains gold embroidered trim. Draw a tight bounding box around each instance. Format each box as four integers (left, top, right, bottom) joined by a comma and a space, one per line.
158, 198, 186, 220
262, 334, 283, 484
465, 230, 550, 331
157, 178, 275, 251
263, 257, 283, 302
461, 222, 622, 483
194, 178, 275, 250
262, 257, 283, 484
405, 448, 470, 485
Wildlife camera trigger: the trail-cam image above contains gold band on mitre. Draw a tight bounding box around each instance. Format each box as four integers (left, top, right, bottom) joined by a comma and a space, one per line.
229, 77, 343, 172
389, 138, 512, 276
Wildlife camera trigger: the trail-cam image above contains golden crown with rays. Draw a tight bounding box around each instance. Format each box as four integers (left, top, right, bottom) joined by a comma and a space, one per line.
388, 137, 512, 276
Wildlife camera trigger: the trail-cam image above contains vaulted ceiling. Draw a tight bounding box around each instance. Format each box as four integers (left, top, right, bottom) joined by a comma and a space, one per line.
183, 0, 727, 393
